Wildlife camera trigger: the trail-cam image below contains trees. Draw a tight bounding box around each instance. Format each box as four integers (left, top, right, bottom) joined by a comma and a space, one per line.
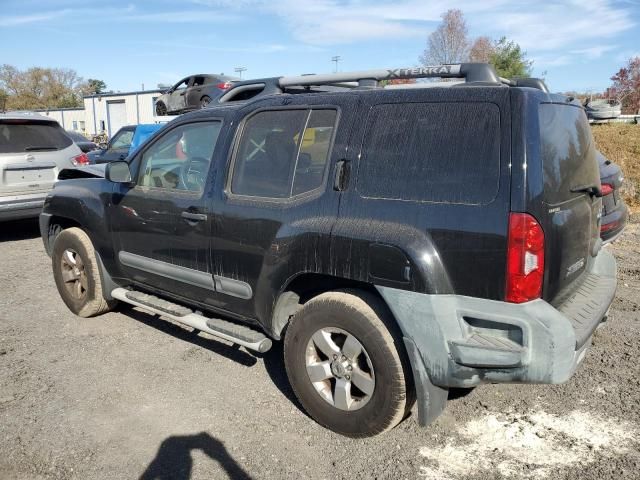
489, 37, 533, 78
86, 78, 107, 94
419, 9, 470, 65
0, 64, 94, 110
610, 57, 640, 114
419, 10, 533, 80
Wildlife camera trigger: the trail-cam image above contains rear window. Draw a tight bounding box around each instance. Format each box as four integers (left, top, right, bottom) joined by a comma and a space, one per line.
539, 104, 599, 205
356, 102, 501, 204
0, 120, 72, 154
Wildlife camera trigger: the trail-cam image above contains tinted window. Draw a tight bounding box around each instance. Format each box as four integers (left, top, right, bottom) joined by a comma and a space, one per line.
357, 102, 501, 204
539, 104, 599, 205
231, 109, 337, 198
0, 120, 73, 153
138, 122, 221, 193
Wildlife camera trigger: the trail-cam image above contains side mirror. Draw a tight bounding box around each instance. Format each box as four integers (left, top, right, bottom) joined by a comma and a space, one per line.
105, 161, 132, 184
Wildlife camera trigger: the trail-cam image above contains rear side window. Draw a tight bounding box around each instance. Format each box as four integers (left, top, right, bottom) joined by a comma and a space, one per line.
539, 104, 599, 205
0, 121, 73, 153
231, 109, 337, 199
357, 102, 501, 204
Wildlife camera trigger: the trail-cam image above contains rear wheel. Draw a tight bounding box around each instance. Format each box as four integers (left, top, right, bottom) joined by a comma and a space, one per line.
51, 228, 117, 317
284, 290, 414, 437
155, 101, 167, 116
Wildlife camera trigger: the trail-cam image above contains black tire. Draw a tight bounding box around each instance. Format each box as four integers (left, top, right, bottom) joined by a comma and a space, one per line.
284, 289, 415, 437
155, 101, 167, 116
200, 95, 211, 108
51, 227, 117, 318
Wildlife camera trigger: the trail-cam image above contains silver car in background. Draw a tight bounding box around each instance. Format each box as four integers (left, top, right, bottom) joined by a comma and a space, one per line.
0, 112, 85, 221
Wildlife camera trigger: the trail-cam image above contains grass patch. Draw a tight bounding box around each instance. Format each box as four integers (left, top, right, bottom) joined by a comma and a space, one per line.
592, 123, 640, 211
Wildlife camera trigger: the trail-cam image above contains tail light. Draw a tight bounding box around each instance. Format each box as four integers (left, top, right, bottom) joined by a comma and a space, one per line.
216, 82, 232, 90
71, 153, 89, 166
601, 220, 619, 233
600, 183, 614, 196
505, 213, 545, 303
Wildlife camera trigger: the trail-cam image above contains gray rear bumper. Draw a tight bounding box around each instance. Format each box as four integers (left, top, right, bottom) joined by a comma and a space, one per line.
376, 248, 617, 423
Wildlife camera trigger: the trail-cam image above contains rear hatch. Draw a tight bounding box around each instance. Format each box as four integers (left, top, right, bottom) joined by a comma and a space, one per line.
0, 119, 74, 196
537, 103, 602, 304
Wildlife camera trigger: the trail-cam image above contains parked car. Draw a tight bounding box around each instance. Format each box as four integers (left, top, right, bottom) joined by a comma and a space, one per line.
154, 74, 238, 116
0, 112, 86, 221
598, 150, 628, 242
584, 98, 622, 120
66, 130, 98, 153
40, 64, 617, 437
88, 124, 163, 164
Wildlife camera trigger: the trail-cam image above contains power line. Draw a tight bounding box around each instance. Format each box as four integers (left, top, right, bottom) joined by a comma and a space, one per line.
234, 66, 247, 79
331, 56, 341, 73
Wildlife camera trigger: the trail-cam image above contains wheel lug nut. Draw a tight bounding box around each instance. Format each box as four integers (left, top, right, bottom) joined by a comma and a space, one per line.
333, 354, 338, 360
345, 375, 350, 380
347, 365, 352, 371
341, 355, 346, 361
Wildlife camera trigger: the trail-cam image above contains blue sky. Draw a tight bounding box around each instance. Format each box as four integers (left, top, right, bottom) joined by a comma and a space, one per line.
0, 0, 638, 93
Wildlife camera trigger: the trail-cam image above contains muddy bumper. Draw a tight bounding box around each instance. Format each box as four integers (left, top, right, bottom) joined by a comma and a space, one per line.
376, 248, 617, 424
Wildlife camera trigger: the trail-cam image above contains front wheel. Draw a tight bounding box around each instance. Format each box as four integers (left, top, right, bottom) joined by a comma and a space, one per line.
155, 101, 167, 116
51, 227, 117, 317
200, 95, 211, 108
284, 290, 415, 437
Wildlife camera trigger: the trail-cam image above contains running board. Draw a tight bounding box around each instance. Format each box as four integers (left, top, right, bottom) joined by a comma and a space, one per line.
111, 288, 272, 353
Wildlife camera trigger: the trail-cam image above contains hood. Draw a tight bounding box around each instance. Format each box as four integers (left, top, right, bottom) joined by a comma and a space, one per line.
58, 163, 107, 180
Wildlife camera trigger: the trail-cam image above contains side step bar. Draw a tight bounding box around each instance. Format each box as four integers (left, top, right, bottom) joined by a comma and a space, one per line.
111, 288, 272, 353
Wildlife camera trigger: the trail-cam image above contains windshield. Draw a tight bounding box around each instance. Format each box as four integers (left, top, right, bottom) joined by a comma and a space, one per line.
0, 120, 72, 154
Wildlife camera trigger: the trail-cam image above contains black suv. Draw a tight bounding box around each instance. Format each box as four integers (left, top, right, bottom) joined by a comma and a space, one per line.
40, 64, 617, 437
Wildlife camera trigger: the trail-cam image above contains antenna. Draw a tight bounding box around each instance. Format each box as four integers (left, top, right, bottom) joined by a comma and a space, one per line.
234, 66, 247, 79
331, 56, 341, 73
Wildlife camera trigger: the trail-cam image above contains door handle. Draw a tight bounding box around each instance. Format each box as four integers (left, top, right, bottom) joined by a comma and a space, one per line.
181, 211, 207, 222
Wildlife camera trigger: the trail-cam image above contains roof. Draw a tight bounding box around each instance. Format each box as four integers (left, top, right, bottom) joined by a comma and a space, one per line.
83, 88, 165, 99
0, 111, 58, 122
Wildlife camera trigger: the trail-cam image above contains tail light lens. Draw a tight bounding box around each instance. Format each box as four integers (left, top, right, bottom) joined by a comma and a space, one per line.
216, 82, 232, 90
71, 153, 89, 166
601, 220, 619, 233
505, 213, 545, 303
600, 183, 614, 196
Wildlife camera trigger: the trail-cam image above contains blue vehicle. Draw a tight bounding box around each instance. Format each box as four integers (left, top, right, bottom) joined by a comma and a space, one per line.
87, 124, 163, 164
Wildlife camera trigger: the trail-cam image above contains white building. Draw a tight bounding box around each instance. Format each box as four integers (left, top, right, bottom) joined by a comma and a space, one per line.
38, 88, 170, 137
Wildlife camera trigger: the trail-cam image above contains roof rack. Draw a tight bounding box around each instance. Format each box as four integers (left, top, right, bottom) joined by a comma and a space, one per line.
218, 64, 548, 103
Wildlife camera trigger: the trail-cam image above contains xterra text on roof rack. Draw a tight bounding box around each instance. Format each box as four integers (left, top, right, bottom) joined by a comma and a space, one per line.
40, 63, 617, 437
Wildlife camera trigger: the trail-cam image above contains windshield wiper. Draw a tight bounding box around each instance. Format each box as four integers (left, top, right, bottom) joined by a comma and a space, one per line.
24, 145, 58, 151
571, 184, 602, 198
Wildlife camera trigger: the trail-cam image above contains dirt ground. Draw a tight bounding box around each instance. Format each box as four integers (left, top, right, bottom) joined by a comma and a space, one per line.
1, 218, 639, 480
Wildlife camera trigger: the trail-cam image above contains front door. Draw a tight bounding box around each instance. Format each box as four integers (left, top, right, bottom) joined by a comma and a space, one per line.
110, 118, 225, 304
168, 77, 191, 113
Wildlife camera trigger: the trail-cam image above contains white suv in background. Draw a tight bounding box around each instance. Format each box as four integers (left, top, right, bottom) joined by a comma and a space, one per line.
0, 112, 87, 221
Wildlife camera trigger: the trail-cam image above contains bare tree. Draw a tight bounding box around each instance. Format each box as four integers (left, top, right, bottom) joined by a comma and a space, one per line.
0, 64, 89, 110
419, 9, 470, 65
469, 36, 494, 63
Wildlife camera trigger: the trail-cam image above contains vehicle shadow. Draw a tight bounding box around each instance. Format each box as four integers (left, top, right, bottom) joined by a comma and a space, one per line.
0, 218, 41, 242
122, 306, 258, 367
121, 305, 306, 415
139, 432, 252, 480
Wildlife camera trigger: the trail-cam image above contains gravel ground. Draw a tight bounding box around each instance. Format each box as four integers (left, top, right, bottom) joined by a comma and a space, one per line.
1, 218, 639, 480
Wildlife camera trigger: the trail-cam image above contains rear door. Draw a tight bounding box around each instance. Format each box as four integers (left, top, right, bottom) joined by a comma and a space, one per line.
0, 119, 73, 197
536, 103, 601, 302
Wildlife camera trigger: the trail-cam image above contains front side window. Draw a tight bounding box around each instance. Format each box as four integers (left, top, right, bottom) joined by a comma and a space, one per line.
110, 129, 134, 151
231, 109, 337, 198
138, 121, 222, 193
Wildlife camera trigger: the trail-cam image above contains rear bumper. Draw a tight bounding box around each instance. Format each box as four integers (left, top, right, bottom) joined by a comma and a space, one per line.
376, 248, 617, 422
0, 192, 47, 221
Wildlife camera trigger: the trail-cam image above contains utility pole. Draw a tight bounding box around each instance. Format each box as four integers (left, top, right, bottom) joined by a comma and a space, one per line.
234, 66, 247, 79
331, 56, 341, 73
